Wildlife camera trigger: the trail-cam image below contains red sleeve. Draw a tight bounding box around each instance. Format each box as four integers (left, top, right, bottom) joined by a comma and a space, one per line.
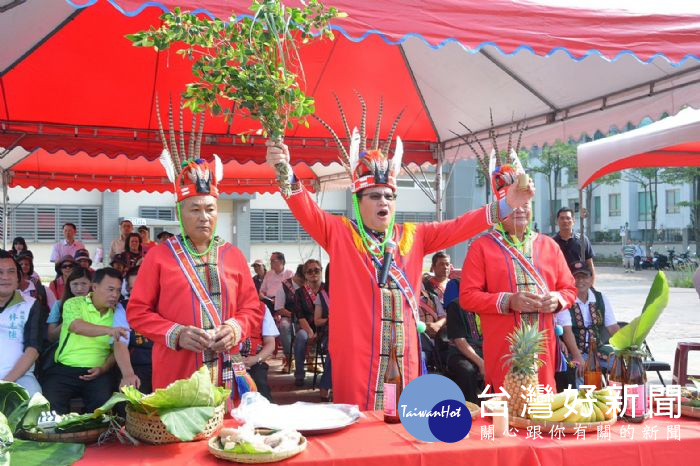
417, 202, 497, 255
459, 238, 511, 315
225, 247, 264, 342
285, 185, 342, 250
126, 250, 182, 349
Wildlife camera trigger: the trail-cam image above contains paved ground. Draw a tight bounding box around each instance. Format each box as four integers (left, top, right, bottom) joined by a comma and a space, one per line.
593, 266, 700, 384
266, 266, 700, 404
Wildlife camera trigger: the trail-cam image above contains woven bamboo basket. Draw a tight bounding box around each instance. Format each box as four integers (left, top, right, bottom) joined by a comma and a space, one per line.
465, 401, 481, 420
208, 435, 307, 463
19, 426, 108, 444
125, 403, 225, 444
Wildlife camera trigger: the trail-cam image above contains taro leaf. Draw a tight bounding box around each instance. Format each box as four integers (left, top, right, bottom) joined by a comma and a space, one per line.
8, 439, 85, 466
212, 386, 230, 407
20, 393, 50, 430
139, 366, 215, 409
226, 441, 273, 455
0, 382, 30, 432
158, 406, 215, 442
93, 392, 132, 417
610, 271, 669, 351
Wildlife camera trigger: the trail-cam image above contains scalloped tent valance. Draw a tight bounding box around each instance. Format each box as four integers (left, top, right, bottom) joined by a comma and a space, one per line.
1, 0, 700, 177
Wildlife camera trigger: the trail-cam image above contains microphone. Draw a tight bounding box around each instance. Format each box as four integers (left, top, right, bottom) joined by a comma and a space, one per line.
378, 240, 396, 288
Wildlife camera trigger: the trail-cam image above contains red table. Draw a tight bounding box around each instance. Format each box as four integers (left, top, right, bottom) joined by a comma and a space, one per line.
78, 412, 700, 466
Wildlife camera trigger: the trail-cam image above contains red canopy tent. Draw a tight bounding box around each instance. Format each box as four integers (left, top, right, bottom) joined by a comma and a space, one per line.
577, 107, 700, 189
2, 0, 700, 170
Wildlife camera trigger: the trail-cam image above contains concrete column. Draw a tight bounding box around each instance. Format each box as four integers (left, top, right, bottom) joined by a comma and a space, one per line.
445, 159, 478, 266
232, 199, 251, 260
102, 191, 120, 265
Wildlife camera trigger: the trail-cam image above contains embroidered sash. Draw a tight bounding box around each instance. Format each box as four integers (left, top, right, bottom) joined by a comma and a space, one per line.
167, 236, 254, 407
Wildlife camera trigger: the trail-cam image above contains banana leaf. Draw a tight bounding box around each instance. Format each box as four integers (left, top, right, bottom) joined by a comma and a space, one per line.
7, 439, 84, 466
54, 414, 110, 433
609, 271, 669, 351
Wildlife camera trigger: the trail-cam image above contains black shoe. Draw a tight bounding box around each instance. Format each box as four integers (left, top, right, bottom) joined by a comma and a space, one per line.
295, 379, 304, 387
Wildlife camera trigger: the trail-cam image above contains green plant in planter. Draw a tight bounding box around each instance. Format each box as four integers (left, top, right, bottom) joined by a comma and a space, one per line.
127, 0, 346, 194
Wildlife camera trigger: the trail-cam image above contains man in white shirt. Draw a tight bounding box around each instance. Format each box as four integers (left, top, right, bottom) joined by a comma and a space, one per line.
109, 219, 134, 260
50, 223, 85, 263
557, 261, 620, 386
259, 252, 294, 301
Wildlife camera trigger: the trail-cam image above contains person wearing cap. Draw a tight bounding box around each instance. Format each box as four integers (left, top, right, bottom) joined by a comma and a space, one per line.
50, 223, 85, 263
156, 231, 174, 244
109, 219, 134, 261
138, 226, 157, 255
74, 249, 95, 273
557, 261, 620, 387
50, 255, 77, 302
266, 100, 534, 410
127, 110, 262, 401
250, 259, 267, 293
0, 250, 44, 395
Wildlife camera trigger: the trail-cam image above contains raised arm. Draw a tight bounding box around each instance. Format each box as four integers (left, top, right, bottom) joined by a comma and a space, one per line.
419, 181, 535, 255
266, 140, 340, 250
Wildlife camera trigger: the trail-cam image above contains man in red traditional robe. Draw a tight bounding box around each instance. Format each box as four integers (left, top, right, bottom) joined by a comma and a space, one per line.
128, 113, 262, 393
460, 201, 577, 392
266, 110, 534, 410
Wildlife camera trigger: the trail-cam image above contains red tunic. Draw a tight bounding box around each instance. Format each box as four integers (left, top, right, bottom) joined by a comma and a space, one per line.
459, 232, 577, 393
286, 186, 498, 410
127, 240, 263, 389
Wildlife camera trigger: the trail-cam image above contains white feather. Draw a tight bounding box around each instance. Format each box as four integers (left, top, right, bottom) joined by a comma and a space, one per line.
159, 148, 176, 185
510, 148, 525, 175
349, 127, 361, 173
392, 136, 404, 176
213, 153, 223, 183
488, 148, 496, 176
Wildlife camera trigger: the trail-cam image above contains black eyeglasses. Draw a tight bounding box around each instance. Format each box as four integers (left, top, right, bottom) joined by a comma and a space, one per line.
61, 264, 74, 269
305, 268, 322, 275
360, 192, 397, 201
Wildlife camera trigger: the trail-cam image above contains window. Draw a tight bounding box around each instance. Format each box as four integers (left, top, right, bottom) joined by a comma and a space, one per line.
593, 196, 601, 225
395, 212, 436, 223
609, 193, 621, 217
139, 206, 176, 221
249, 209, 434, 242
665, 189, 681, 214
567, 199, 579, 213
0, 205, 101, 242
638, 192, 656, 221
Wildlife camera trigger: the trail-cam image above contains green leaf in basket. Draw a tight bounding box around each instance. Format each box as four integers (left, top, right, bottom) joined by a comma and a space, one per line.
93, 392, 135, 417
225, 441, 273, 455
609, 271, 669, 351
0, 412, 13, 460
7, 439, 85, 466
140, 366, 218, 409
20, 393, 50, 430
158, 406, 215, 442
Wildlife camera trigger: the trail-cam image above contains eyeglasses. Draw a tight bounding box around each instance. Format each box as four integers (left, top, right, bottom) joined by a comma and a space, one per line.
61, 264, 74, 270
360, 192, 397, 201
305, 268, 322, 275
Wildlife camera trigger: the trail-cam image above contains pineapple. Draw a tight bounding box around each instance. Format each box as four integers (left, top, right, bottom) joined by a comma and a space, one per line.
501, 322, 546, 419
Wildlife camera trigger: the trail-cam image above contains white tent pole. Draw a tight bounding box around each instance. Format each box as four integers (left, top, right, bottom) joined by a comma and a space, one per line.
579, 188, 585, 259
435, 146, 443, 222
2, 170, 7, 250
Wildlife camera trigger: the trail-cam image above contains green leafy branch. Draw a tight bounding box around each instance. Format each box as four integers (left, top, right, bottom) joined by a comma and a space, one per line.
126, 0, 345, 139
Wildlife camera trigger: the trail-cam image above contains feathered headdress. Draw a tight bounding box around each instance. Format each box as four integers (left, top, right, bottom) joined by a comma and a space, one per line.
314, 92, 404, 193
155, 95, 223, 202
453, 111, 526, 201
